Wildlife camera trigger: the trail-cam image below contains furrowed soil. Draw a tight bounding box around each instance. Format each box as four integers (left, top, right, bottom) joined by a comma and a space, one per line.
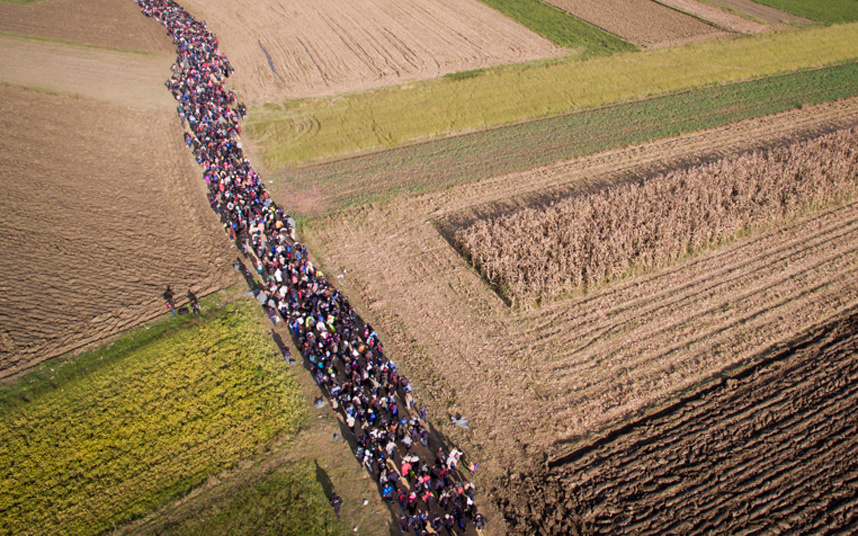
538, 0, 729, 48
0, 0, 174, 53
177, 0, 567, 103
302, 100, 858, 533
503, 309, 858, 535
0, 84, 235, 381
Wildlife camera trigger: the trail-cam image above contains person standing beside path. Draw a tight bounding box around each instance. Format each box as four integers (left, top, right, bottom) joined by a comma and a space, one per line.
187, 289, 201, 315
163, 285, 176, 318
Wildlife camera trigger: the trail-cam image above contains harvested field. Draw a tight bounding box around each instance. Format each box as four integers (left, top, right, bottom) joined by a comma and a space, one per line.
503, 309, 858, 535
0, 0, 174, 53
655, 0, 769, 33
0, 35, 176, 110
538, 0, 728, 48
177, 0, 566, 102
704, 0, 813, 26
456, 127, 858, 305
301, 102, 858, 535
0, 84, 235, 381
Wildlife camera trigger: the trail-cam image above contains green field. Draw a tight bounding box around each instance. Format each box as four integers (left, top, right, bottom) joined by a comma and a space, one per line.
247, 22, 858, 169
128, 460, 346, 536
0, 300, 308, 536
476, 0, 635, 56
271, 61, 858, 216
752, 0, 858, 24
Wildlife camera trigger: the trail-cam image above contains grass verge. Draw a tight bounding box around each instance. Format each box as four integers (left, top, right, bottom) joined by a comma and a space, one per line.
751, 0, 858, 24
475, 0, 635, 55
247, 22, 858, 168
0, 299, 308, 536
121, 459, 347, 536
273, 61, 858, 216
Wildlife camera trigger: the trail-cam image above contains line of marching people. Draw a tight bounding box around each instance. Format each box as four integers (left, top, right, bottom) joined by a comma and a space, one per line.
134, 1, 486, 533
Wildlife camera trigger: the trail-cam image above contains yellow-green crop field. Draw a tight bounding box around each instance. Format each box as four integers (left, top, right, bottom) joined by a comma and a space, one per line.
0, 301, 308, 536
248, 23, 858, 168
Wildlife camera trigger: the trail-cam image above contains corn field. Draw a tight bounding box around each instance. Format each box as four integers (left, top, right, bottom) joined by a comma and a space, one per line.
455, 127, 858, 306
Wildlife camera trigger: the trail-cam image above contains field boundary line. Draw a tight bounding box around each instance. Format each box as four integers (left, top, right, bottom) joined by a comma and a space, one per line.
0, 30, 158, 55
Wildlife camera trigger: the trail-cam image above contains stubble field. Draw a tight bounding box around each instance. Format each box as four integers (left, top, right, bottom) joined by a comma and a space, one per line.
176, 0, 567, 102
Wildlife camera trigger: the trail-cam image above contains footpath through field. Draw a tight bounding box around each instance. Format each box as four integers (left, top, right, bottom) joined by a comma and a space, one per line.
132, 1, 487, 534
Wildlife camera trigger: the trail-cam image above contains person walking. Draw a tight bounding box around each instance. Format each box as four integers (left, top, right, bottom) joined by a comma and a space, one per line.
330, 492, 343, 518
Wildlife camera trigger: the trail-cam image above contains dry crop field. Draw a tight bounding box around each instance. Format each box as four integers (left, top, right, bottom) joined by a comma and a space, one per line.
177, 0, 566, 102
304, 99, 858, 532
0, 2, 235, 380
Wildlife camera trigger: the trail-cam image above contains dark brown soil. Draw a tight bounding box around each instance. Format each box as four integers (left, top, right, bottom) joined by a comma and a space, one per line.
0, 0, 174, 53
500, 309, 858, 535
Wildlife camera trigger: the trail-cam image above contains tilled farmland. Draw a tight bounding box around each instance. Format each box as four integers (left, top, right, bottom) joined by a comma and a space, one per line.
501, 308, 858, 535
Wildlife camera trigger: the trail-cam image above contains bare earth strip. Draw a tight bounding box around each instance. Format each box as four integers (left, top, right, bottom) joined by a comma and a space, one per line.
0, 35, 177, 110
704, 0, 813, 27
0, 85, 236, 381
303, 99, 858, 534
655, 0, 769, 33
177, 0, 568, 103
0, 0, 174, 53
504, 310, 858, 534
538, 0, 729, 48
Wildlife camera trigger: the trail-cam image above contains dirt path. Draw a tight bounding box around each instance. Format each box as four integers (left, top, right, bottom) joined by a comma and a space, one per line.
503, 310, 858, 534
0, 0, 174, 53
539, 0, 729, 48
0, 85, 236, 381
303, 100, 858, 532
654, 0, 769, 33
177, 0, 567, 102
0, 35, 176, 110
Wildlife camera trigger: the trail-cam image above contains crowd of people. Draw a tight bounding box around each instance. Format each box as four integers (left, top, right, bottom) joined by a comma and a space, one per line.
134, 1, 486, 533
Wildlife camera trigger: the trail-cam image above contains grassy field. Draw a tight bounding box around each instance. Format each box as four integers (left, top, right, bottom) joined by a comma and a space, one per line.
476, 0, 635, 55
247, 22, 858, 168
272, 61, 858, 216
0, 299, 308, 536
752, 0, 858, 24
126, 459, 346, 536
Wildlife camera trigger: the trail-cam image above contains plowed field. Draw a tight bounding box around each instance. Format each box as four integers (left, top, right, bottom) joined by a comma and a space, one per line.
0, 85, 235, 380
0, 1, 236, 381
304, 99, 858, 532
538, 0, 728, 48
502, 309, 858, 535
177, 0, 566, 102
0, 0, 173, 53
